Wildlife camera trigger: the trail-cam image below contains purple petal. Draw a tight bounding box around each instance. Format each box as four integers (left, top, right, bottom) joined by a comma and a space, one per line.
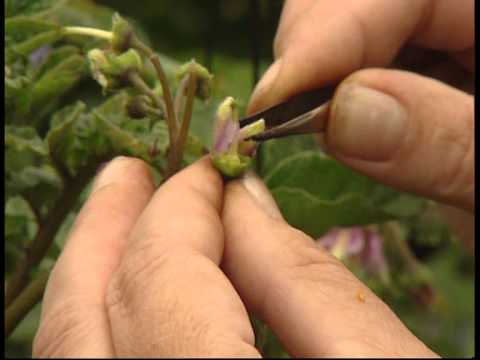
214, 119, 239, 154
362, 229, 387, 274
317, 228, 341, 250
29, 45, 52, 67
344, 227, 365, 256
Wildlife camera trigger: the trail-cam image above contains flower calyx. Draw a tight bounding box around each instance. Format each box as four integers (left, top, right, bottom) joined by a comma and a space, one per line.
111, 13, 135, 53
210, 96, 265, 178
176, 60, 213, 101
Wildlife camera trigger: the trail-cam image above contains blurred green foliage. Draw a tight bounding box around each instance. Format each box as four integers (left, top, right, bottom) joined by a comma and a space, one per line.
4, 0, 474, 358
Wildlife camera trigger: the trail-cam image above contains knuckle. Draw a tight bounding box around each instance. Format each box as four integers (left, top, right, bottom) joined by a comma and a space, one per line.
106, 241, 168, 315
106, 242, 193, 317
431, 98, 474, 206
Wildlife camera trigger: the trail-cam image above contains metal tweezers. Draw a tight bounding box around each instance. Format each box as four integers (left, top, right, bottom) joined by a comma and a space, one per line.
239, 84, 337, 141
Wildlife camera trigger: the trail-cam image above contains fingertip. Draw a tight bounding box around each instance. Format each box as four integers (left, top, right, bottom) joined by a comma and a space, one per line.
166, 156, 224, 210
326, 68, 474, 210
247, 59, 284, 115
92, 156, 155, 194
225, 171, 284, 222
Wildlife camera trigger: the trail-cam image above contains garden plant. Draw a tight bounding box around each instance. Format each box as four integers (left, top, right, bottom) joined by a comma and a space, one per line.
4, 0, 474, 357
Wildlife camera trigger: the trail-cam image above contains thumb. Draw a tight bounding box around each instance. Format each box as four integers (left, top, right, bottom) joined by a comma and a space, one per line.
325, 68, 474, 212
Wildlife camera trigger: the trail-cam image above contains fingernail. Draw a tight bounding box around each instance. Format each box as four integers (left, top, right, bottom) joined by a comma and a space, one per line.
241, 171, 284, 220
328, 84, 408, 161
91, 156, 129, 193
248, 59, 283, 113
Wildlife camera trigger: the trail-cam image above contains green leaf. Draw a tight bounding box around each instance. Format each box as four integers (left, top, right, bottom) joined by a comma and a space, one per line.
5, 0, 62, 18
258, 135, 318, 177
30, 54, 88, 125
260, 139, 426, 236
271, 187, 391, 238
5, 126, 48, 171
5, 126, 62, 211
5, 196, 38, 274
5, 17, 60, 61
93, 111, 151, 160
34, 45, 80, 78
5, 74, 31, 113
47, 100, 87, 155
264, 151, 377, 201
46, 101, 100, 175
31, 54, 87, 106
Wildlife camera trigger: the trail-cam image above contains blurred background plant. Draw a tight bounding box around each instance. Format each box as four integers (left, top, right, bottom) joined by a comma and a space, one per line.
4, 0, 474, 357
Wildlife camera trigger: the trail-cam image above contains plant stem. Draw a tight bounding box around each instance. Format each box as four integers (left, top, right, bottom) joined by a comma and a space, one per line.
62, 27, 113, 41
5, 270, 50, 338
174, 75, 189, 120
171, 73, 197, 174
130, 38, 180, 178
5, 161, 100, 308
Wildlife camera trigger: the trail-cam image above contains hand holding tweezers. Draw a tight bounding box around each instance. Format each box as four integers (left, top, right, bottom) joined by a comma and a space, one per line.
239, 84, 337, 141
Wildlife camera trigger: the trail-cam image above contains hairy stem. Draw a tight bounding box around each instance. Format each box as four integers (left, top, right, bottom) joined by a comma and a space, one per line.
174, 75, 189, 120
130, 38, 180, 178
5, 160, 101, 308
171, 73, 197, 175
5, 270, 50, 338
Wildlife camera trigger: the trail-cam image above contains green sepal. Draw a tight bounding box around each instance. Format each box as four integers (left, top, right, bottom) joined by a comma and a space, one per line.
176, 59, 213, 101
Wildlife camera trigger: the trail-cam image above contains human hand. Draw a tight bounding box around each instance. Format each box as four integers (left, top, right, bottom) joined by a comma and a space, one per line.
249, 0, 474, 215
220, 171, 440, 357
33, 157, 439, 358
33, 157, 260, 357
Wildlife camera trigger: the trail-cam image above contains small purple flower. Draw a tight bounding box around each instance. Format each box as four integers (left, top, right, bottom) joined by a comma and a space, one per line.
317, 226, 365, 259
361, 228, 387, 274
29, 45, 52, 67
317, 226, 388, 276
210, 97, 264, 177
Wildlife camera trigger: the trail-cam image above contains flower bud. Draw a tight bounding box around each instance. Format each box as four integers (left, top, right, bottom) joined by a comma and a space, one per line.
87, 48, 114, 91
111, 13, 134, 52
87, 48, 143, 92
176, 60, 213, 101
210, 97, 264, 177
126, 95, 154, 119
103, 49, 143, 76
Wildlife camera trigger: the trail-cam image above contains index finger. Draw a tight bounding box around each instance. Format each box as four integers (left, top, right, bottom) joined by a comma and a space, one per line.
105, 158, 259, 357
249, 0, 474, 113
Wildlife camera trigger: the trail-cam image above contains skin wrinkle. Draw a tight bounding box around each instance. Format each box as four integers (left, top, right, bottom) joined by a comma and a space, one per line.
110, 251, 256, 357
221, 177, 440, 357
429, 103, 474, 208
32, 0, 474, 356
34, 297, 107, 357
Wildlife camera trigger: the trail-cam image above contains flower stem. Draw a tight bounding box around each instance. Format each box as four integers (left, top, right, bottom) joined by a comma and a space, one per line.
130, 37, 180, 179
5, 270, 50, 338
168, 73, 197, 176
62, 26, 113, 41
174, 75, 189, 120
